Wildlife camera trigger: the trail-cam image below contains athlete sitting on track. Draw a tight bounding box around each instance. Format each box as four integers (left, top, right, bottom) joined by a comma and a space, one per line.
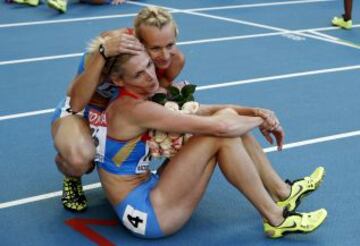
91, 49, 327, 239
51, 7, 186, 212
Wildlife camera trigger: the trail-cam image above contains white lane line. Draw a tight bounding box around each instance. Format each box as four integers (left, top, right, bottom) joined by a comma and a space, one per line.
128, 1, 360, 49
1, 129, 359, 210
1, 64, 359, 122
188, 0, 333, 12
196, 64, 360, 90
0, 13, 139, 28
0, 109, 54, 121
0, 0, 332, 29
0, 53, 83, 66
264, 130, 360, 153
2, 24, 360, 66
0, 183, 101, 209
307, 30, 341, 41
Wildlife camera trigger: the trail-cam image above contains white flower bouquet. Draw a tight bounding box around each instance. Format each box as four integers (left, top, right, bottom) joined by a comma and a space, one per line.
149, 82, 198, 158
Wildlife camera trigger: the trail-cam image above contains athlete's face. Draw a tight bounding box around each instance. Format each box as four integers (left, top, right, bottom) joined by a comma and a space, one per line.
120, 52, 159, 96
139, 23, 177, 70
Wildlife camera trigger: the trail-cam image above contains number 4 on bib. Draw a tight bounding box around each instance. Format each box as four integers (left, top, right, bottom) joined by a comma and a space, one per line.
123, 205, 148, 235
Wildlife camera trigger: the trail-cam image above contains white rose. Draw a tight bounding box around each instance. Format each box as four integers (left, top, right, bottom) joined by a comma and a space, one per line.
182, 101, 199, 114
168, 132, 181, 140
154, 131, 167, 143
164, 101, 179, 112
160, 138, 172, 150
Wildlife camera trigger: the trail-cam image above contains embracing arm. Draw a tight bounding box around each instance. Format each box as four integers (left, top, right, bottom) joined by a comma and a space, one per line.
68, 52, 106, 112
68, 29, 144, 112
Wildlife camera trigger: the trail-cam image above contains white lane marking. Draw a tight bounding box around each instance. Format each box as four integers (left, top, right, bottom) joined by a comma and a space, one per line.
2, 24, 360, 66
0, 0, 332, 29
127, 0, 360, 49
0, 183, 101, 209
1, 129, 359, 209
196, 64, 360, 90
1, 64, 359, 121
188, 0, 333, 12
0, 109, 55, 121
0, 53, 83, 66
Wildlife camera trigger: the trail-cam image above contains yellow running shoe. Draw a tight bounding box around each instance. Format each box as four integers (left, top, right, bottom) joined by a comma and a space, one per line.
264, 208, 327, 238
277, 166, 325, 211
332, 16, 352, 29
14, 0, 39, 6
62, 177, 87, 212
47, 0, 67, 13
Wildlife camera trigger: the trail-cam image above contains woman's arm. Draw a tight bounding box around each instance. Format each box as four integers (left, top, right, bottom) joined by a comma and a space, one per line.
197, 104, 256, 116
131, 101, 264, 137
68, 29, 144, 112
68, 52, 106, 112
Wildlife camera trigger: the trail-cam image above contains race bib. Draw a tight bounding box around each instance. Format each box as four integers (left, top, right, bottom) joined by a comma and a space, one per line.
123, 205, 148, 235
135, 143, 151, 174
88, 108, 107, 163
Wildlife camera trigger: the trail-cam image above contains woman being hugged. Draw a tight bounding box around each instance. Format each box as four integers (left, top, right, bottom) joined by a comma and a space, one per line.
94, 50, 327, 239
51, 6, 184, 212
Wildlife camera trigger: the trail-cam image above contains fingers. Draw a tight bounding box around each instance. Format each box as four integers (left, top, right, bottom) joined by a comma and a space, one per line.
274, 127, 285, 151
260, 128, 273, 145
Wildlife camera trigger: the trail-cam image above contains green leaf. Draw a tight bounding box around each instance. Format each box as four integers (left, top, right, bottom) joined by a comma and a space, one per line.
151, 93, 167, 105
185, 95, 195, 103
167, 86, 180, 98
169, 94, 183, 103
181, 84, 197, 97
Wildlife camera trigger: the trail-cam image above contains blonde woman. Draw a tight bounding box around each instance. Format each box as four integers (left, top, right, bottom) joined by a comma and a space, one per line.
51, 7, 323, 217
51, 7, 185, 212
92, 50, 327, 239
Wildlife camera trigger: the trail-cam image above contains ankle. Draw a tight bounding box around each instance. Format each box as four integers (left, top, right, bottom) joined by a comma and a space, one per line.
343, 14, 352, 21
275, 183, 291, 202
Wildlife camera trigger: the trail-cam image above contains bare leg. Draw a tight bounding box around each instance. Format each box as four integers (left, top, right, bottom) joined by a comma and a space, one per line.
241, 133, 290, 201
52, 115, 95, 177
151, 135, 284, 235
344, 0, 353, 20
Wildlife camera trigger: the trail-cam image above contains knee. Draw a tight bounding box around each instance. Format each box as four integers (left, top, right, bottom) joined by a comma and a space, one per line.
214, 107, 238, 116
57, 145, 95, 177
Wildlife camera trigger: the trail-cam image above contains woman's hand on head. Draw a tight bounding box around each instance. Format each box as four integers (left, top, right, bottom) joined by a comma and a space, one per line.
101, 30, 144, 57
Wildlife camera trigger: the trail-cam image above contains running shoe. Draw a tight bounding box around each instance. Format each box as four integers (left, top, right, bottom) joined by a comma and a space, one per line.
13, 0, 39, 6
62, 177, 87, 212
332, 16, 352, 29
277, 166, 325, 211
47, 0, 67, 13
264, 208, 327, 238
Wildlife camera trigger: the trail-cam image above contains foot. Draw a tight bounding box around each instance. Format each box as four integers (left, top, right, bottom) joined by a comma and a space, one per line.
264, 208, 327, 238
277, 166, 325, 211
62, 177, 87, 212
332, 16, 352, 29
47, 0, 67, 13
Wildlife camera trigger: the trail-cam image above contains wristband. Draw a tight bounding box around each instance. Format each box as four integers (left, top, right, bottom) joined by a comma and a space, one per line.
99, 44, 108, 60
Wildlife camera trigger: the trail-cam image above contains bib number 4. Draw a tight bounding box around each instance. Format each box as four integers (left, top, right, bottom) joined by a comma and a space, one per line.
122, 205, 147, 235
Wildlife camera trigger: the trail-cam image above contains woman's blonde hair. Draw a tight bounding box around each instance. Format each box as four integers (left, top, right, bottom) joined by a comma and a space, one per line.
134, 6, 178, 41
105, 53, 135, 79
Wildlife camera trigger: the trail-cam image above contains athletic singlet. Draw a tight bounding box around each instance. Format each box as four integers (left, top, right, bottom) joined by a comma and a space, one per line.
91, 89, 151, 175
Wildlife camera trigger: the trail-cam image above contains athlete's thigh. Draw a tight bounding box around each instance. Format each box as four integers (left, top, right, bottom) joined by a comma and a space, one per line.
52, 115, 94, 154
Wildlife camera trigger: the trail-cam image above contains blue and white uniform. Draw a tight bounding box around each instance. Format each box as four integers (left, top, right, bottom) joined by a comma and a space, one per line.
51, 52, 118, 124
92, 89, 164, 239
